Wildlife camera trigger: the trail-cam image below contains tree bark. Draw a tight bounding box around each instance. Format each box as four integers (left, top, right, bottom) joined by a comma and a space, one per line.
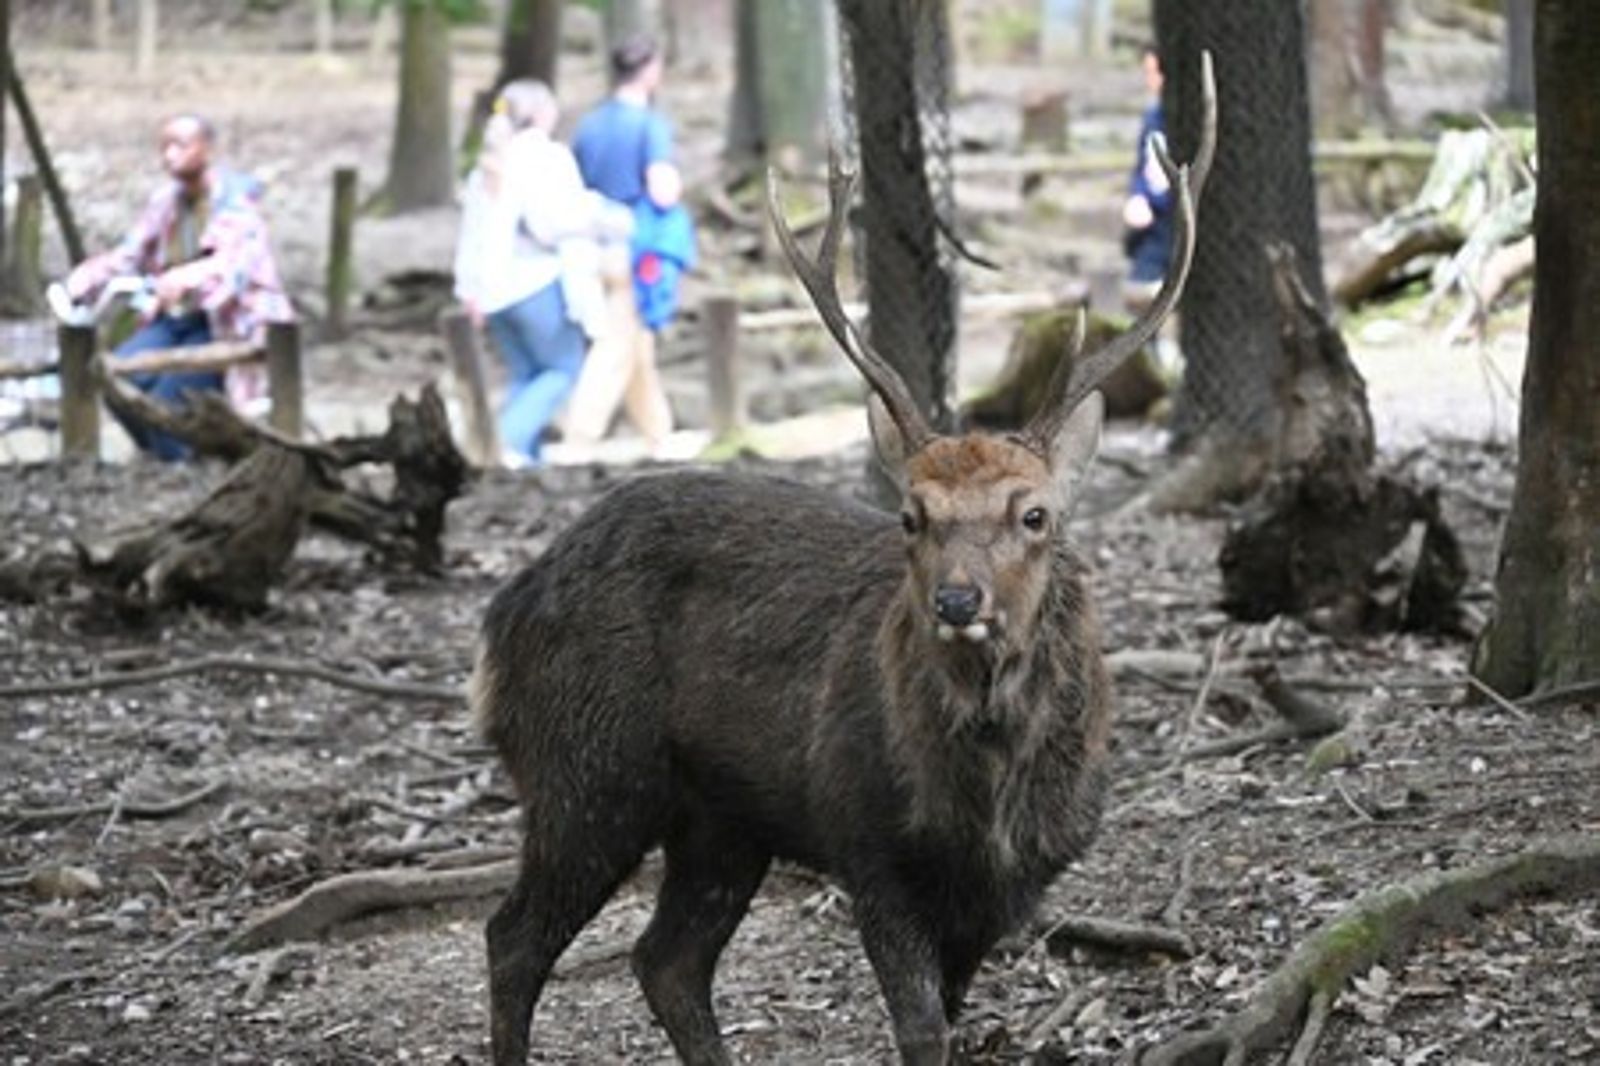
837, 0, 958, 435
1155, 0, 1326, 448
383, 2, 455, 214
1473, 0, 1600, 696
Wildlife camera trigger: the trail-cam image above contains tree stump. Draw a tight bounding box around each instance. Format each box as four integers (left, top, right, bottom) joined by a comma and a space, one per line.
961, 309, 1169, 429
1217, 245, 1465, 634
77, 445, 313, 613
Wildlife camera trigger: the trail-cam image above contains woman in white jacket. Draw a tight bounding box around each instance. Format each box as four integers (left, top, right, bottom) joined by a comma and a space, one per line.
454, 80, 628, 465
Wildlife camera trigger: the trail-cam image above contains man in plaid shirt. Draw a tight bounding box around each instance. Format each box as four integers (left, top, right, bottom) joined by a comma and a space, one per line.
66, 113, 294, 460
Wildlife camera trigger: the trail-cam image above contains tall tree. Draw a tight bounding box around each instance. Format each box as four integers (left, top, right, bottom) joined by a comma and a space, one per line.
496, 0, 562, 89
836, 0, 958, 439
1472, 0, 1600, 697
1154, 0, 1325, 462
382, 0, 456, 213
726, 0, 835, 172
1504, 0, 1534, 111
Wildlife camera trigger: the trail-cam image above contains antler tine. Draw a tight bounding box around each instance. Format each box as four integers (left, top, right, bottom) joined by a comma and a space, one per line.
767, 156, 935, 452
1024, 50, 1218, 449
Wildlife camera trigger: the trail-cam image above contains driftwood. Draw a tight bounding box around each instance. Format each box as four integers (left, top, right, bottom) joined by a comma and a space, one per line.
1140, 834, 1600, 1066
77, 366, 468, 609
1218, 246, 1465, 634
228, 859, 517, 953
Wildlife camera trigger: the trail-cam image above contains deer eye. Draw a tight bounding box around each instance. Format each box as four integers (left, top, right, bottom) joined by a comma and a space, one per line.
1021, 506, 1048, 532
900, 511, 918, 535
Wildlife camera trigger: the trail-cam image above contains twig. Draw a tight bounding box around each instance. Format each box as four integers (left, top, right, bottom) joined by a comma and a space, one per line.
1037, 913, 1196, 960
1162, 846, 1195, 929
0, 654, 462, 702
5, 779, 226, 826
241, 944, 318, 1011
1512, 678, 1600, 713
1332, 781, 1376, 823
1173, 630, 1230, 770
361, 793, 512, 828
1024, 988, 1094, 1052
1466, 675, 1533, 722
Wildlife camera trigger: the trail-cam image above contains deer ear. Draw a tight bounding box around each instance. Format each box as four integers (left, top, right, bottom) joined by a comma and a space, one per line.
1048, 391, 1103, 498
867, 394, 909, 488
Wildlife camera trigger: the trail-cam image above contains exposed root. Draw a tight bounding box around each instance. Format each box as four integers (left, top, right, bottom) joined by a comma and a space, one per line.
1140, 834, 1600, 1065
228, 859, 516, 953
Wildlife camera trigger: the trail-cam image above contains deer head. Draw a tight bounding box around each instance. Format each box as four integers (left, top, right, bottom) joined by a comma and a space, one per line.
767, 55, 1217, 658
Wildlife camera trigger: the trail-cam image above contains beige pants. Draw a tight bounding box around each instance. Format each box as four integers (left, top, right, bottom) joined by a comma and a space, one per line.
563, 272, 673, 447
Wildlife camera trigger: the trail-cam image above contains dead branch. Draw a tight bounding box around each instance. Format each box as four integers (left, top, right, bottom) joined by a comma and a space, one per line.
241, 944, 318, 1011
1140, 834, 1600, 1066
0, 654, 461, 702
227, 859, 517, 953
4, 779, 226, 827
1039, 914, 1197, 960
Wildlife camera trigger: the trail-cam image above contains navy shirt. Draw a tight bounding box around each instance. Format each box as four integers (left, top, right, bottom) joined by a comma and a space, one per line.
1126, 101, 1174, 284
571, 98, 673, 207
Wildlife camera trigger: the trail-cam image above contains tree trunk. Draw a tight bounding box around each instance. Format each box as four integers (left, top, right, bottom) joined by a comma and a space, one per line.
383, 2, 455, 213
497, 0, 562, 89
838, 0, 958, 434
1309, 0, 1360, 137
1355, 0, 1392, 124
724, 0, 761, 168
753, 0, 834, 172
665, 0, 729, 71
0, 0, 9, 277
604, 0, 664, 49
1504, 0, 1534, 111
135, 0, 156, 76
1155, 0, 1326, 450
1472, 0, 1600, 696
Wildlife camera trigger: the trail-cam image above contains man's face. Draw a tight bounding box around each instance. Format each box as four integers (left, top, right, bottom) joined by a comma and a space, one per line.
159, 119, 211, 182
1142, 52, 1164, 97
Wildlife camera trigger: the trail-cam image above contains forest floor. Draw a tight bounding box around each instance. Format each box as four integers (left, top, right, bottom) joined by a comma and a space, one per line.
5, 6, 1594, 1066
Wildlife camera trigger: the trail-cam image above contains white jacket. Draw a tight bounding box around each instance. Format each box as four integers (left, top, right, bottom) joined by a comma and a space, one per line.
453, 129, 628, 337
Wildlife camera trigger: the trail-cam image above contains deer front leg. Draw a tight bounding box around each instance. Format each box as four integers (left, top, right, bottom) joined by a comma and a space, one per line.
853, 892, 951, 1065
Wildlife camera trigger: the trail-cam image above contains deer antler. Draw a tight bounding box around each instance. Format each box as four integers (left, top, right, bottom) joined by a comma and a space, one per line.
1023, 50, 1219, 451
767, 158, 935, 453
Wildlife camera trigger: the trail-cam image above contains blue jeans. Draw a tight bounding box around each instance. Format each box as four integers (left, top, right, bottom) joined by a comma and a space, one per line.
486, 282, 587, 462
112, 312, 222, 462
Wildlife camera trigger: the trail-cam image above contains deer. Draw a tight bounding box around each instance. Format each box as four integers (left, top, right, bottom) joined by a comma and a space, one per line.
472, 55, 1216, 1066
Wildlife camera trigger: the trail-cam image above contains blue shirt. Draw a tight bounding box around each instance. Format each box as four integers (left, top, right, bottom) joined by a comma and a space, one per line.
1126, 101, 1174, 284
571, 98, 673, 207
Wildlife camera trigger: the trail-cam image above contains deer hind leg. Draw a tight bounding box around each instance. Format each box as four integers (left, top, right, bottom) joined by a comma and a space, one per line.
486, 794, 664, 1065
632, 809, 771, 1066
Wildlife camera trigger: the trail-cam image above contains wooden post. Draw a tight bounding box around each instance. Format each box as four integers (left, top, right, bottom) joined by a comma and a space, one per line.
57, 323, 100, 459
439, 308, 498, 466
91, 0, 112, 50
266, 322, 303, 439
313, 0, 335, 56
1020, 90, 1069, 152
325, 167, 357, 340
5, 173, 43, 313
702, 294, 742, 437
135, 0, 156, 76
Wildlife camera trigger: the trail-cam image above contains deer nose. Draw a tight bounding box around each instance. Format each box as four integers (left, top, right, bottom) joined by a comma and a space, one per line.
933, 584, 982, 627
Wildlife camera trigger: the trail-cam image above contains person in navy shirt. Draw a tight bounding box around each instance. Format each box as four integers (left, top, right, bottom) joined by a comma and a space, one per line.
563, 34, 682, 454
1122, 44, 1173, 303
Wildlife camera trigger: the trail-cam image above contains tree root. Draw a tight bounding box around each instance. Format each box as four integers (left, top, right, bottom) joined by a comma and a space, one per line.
4, 779, 226, 827
1140, 834, 1600, 1065
0, 653, 462, 702
227, 859, 516, 953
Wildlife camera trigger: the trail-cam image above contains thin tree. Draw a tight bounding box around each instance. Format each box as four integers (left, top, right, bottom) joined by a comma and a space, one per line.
726, 0, 835, 173
381, 0, 458, 213
1472, 0, 1600, 697
1504, 0, 1534, 111
496, 0, 562, 89
1153, 0, 1327, 488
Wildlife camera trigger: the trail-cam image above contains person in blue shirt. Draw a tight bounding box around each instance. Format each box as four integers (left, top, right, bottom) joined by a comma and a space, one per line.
563, 34, 685, 455
1123, 44, 1172, 303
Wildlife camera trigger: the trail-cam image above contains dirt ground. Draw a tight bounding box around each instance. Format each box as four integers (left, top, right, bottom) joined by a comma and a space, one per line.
5, 6, 1593, 1066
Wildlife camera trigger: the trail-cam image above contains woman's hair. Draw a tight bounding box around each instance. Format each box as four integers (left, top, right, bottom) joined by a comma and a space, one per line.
480, 79, 557, 197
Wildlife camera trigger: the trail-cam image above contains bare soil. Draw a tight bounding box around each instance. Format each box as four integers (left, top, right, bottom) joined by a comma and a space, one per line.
5, 7, 1593, 1066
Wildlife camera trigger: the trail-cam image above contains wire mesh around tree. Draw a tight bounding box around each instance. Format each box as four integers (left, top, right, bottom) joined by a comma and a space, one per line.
834, 0, 962, 431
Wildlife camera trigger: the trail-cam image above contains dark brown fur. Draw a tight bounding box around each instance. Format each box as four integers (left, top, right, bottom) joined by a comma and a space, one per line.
475, 460, 1111, 1065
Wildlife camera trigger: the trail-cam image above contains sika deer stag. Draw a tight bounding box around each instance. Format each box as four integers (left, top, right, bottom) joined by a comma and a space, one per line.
474, 57, 1216, 1066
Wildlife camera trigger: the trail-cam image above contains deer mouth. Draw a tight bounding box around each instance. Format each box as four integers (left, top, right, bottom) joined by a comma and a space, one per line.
936, 616, 1004, 645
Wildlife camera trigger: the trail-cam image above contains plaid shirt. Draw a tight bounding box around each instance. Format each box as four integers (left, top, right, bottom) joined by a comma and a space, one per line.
69, 167, 294, 345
